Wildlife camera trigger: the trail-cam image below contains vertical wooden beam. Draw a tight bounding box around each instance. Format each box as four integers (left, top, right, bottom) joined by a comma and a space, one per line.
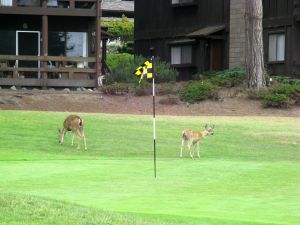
42, 13, 48, 88
95, 0, 101, 86
101, 38, 107, 74
70, 0, 75, 8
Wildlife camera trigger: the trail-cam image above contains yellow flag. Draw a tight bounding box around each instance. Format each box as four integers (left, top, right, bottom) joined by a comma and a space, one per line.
134, 60, 153, 83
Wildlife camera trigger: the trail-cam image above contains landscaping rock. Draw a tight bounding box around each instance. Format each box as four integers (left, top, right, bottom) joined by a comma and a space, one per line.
76, 88, 82, 92
10, 86, 17, 91
63, 88, 70, 92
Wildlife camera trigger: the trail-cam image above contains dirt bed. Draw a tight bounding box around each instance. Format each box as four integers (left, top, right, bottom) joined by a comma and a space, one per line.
0, 89, 299, 117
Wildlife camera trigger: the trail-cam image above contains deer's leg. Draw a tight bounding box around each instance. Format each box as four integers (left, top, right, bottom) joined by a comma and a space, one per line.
71, 132, 74, 146
80, 129, 87, 150
180, 138, 185, 158
188, 141, 193, 159
74, 129, 81, 150
196, 142, 200, 158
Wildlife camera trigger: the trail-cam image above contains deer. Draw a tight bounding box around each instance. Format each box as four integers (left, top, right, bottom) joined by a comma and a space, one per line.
58, 115, 87, 150
180, 124, 214, 159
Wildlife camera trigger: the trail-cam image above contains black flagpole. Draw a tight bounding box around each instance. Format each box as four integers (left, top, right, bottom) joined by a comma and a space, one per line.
150, 51, 156, 178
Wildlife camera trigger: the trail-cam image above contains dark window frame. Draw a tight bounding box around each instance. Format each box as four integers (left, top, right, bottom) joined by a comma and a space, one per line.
170, 44, 193, 66
267, 31, 286, 64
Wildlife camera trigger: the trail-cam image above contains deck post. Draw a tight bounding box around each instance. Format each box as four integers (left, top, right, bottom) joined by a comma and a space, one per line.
95, 0, 101, 86
42, 1, 48, 89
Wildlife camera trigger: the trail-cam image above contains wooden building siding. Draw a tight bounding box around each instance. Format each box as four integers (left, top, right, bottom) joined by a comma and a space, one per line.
135, 0, 229, 40
0, 0, 102, 88
135, 0, 300, 79
262, 0, 299, 78
135, 0, 230, 79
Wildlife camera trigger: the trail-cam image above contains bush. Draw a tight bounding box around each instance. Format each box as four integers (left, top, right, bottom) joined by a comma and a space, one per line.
179, 82, 219, 103
106, 54, 178, 84
202, 67, 245, 87
154, 58, 178, 83
262, 93, 290, 108
132, 82, 151, 96
272, 76, 300, 85
271, 84, 300, 104
246, 88, 269, 100
117, 41, 134, 54
106, 53, 137, 83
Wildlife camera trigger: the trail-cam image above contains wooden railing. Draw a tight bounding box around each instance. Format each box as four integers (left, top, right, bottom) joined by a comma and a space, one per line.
0, 0, 100, 17
0, 0, 97, 8
0, 55, 99, 87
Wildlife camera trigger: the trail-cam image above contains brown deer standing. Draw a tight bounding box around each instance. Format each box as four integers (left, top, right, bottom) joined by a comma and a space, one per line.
180, 124, 214, 159
58, 115, 87, 150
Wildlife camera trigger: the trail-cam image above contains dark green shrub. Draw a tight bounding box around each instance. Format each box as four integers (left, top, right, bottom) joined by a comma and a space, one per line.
117, 41, 134, 54
179, 82, 219, 103
154, 58, 178, 83
262, 93, 290, 108
106, 54, 178, 84
272, 76, 300, 85
271, 84, 300, 104
202, 67, 245, 87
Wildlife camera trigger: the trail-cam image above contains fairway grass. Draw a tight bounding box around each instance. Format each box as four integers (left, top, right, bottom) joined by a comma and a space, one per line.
0, 111, 299, 225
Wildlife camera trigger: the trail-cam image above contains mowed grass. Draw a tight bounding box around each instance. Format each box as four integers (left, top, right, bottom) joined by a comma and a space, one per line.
0, 110, 299, 225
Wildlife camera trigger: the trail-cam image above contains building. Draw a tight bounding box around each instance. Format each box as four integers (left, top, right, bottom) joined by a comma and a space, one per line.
135, 0, 300, 79
0, 0, 103, 88
102, 0, 134, 19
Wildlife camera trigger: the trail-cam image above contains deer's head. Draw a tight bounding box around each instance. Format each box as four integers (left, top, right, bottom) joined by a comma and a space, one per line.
204, 124, 215, 135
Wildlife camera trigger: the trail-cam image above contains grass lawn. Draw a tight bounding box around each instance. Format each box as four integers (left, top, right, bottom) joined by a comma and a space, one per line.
0, 110, 299, 225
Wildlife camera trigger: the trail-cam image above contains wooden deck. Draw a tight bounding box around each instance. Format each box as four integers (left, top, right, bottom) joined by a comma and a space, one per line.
0, 55, 98, 88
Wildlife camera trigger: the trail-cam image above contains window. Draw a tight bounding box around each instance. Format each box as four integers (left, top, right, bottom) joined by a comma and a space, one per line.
0, 0, 12, 6
66, 32, 88, 57
268, 33, 285, 62
171, 46, 192, 65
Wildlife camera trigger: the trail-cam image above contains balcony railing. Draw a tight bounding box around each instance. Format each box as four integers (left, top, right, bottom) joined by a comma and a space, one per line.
0, 55, 98, 87
0, 0, 96, 8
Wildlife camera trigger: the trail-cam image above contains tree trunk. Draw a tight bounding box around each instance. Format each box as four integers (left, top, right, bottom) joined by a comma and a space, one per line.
245, 0, 266, 88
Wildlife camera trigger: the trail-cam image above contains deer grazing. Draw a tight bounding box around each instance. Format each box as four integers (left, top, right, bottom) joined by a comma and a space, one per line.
180, 124, 214, 159
58, 115, 87, 150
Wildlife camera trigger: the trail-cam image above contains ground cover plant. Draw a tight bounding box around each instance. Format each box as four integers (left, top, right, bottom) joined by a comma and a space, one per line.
0, 111, 299, 225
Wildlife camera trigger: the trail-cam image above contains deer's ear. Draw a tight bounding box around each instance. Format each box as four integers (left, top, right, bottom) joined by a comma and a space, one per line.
205, 124, 208, 129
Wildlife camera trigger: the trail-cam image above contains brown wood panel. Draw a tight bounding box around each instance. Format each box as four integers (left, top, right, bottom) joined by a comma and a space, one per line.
210, 40, 222, 71
46, 79, 96, 87
0, 78, 42, 86
0, 67, 95, 73
0, 78, 96, 87
0, 7, 97, 17
0, 55, 96, 62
